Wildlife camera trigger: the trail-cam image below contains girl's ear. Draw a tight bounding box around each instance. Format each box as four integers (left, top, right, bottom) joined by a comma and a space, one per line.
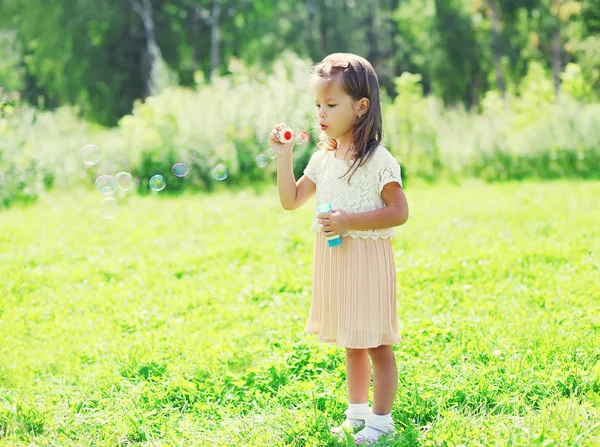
356, 97, 370, 118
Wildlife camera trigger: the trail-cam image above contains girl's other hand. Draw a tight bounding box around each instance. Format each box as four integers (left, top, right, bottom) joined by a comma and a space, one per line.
317, 208, 351, 236
269, 123, 295, 155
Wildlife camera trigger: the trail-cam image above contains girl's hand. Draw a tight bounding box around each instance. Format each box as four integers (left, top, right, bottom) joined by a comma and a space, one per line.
317, 208, 351, 236
269, 123, 295, 155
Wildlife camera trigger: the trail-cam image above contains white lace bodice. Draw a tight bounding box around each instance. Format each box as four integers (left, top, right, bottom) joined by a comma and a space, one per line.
303, 145, 403, 239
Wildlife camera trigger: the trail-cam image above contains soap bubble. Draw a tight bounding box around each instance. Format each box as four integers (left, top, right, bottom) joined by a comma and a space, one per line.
116, 172, 134, 190
172, 163, 188, 177
95, 175, 117, 195
149, 175, 166, 191
101, 198, 118, 219
295, 130, 310, 145
211, 164, 228, 181
266, 148, 277, 159
81, 144, 101, 166
256, 154, 268, 168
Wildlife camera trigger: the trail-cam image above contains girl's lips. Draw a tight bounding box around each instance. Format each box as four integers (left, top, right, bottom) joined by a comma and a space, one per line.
320, 125, 328, 130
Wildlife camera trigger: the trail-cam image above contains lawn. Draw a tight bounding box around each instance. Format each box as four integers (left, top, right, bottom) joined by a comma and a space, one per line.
0, 180, 599, 446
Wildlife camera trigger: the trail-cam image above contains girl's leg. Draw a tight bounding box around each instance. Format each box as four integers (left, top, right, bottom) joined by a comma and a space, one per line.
351, 345, 398, 444
366, 345, 398, 414
346, 348, 371, 403
332, 348, 372, 435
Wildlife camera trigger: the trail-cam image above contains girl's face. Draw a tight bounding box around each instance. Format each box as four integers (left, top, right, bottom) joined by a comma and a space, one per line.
314, 82, 361, 142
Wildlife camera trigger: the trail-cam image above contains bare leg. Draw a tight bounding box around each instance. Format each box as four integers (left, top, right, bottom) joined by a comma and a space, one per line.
346, 348, 371, 403
367, 345, 398, 414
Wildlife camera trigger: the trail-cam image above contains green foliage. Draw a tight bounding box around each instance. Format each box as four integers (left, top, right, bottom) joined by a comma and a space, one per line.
514, 61, 556, 127
0, 54, 600, 210
0, 181, 599, 445
0, 31, 25, 92
2, 0, 599, 125
385, 73, 441, 182
118, 53, 317, 193
0, 54, 599, 208
561, 62, 594, 101
2, 0, 145, 125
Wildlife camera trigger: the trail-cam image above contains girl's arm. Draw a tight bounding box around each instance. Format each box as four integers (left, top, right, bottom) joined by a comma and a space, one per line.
277, 150, 316, 210
346, 182, 408, 229
318, 182, 408, 235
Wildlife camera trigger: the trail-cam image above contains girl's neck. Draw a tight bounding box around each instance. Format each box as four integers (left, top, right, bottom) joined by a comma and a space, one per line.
335, 135, 355, 159
336, 132, 353, 150
335, 140, 354, 160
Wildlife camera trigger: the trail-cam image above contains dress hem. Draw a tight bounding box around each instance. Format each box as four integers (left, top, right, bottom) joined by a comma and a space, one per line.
304, 328, 401, 349
310, 229, 396, 240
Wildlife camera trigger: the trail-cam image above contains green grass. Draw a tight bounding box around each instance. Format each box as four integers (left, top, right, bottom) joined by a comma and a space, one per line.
0, 180, 599, 446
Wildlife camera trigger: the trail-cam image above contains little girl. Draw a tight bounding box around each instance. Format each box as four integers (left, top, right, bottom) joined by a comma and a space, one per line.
270, 53, 409, 445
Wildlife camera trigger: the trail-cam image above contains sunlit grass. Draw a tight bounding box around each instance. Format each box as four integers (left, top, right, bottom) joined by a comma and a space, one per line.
0, 180, 599, 446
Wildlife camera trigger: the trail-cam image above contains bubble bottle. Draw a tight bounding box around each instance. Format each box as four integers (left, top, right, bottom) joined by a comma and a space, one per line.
316, 202, 343, 248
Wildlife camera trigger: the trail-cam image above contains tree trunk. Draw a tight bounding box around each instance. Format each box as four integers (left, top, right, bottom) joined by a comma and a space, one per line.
191, 5, 201, 73
365, 0, 380, 72
390, 0, 401, 75
132, 0, 162, 97
306, 0, 318, 59
210, 0, 221, 81
488, 0, 506, 98
550, 24, 562, 95
320, 6, 328, 52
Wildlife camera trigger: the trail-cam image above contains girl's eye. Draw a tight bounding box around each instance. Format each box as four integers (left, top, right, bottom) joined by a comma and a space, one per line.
315, 104, 321, 108
328, 104, 336, 108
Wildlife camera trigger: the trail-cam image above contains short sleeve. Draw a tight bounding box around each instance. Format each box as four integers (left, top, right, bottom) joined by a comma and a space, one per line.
375, 148, 403, 194
303, 150, 321, 184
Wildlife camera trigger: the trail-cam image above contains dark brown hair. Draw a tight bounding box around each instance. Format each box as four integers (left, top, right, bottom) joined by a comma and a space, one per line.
310, 53, 383, 183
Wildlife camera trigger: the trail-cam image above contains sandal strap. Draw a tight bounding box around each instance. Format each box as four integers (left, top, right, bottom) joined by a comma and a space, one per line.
364, 414, 396, 434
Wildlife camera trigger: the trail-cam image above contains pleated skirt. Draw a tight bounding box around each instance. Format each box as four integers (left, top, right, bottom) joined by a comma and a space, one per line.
304, 231, 401, 349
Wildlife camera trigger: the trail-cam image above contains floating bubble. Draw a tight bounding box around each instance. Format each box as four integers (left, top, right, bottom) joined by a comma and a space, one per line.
211, 164, 228, 181
116, 172, 134, 190
295, 130, 310, 145
81, 144, 101, 166
172, 163, 188, 177
101, 197, 118, 219
266, 148, 277, 159
149, 175, 166, 191
256, 154, 268, 168
95, 175, 117, 195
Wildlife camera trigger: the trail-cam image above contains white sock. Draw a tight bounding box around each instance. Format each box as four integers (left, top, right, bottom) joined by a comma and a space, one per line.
348, 402, 370, 416
333, 402, 370, 432
369, 412, 392, 425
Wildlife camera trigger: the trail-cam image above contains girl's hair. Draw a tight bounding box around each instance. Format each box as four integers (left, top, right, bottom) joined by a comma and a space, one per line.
310, 53, 383, 183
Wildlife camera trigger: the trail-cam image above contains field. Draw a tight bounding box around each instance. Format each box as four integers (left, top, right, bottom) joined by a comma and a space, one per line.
1, 180, 599, 446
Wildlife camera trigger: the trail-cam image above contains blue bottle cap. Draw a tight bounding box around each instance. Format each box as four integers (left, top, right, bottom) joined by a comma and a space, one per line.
327, 236, 343, 247
317, 202, 333, 213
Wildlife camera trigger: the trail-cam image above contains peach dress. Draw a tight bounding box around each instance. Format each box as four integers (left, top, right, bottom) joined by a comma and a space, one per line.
302, 146, 403, 349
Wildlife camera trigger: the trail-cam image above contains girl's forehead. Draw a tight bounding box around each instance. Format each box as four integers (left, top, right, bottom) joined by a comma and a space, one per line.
314, 82, 347, 101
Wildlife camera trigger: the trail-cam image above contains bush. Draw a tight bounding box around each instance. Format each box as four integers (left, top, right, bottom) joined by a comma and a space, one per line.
0, 54, 599, 209
118, 52, 318, 193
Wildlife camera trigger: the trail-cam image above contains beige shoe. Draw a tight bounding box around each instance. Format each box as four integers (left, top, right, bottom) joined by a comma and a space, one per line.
331, 407, 372, 438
